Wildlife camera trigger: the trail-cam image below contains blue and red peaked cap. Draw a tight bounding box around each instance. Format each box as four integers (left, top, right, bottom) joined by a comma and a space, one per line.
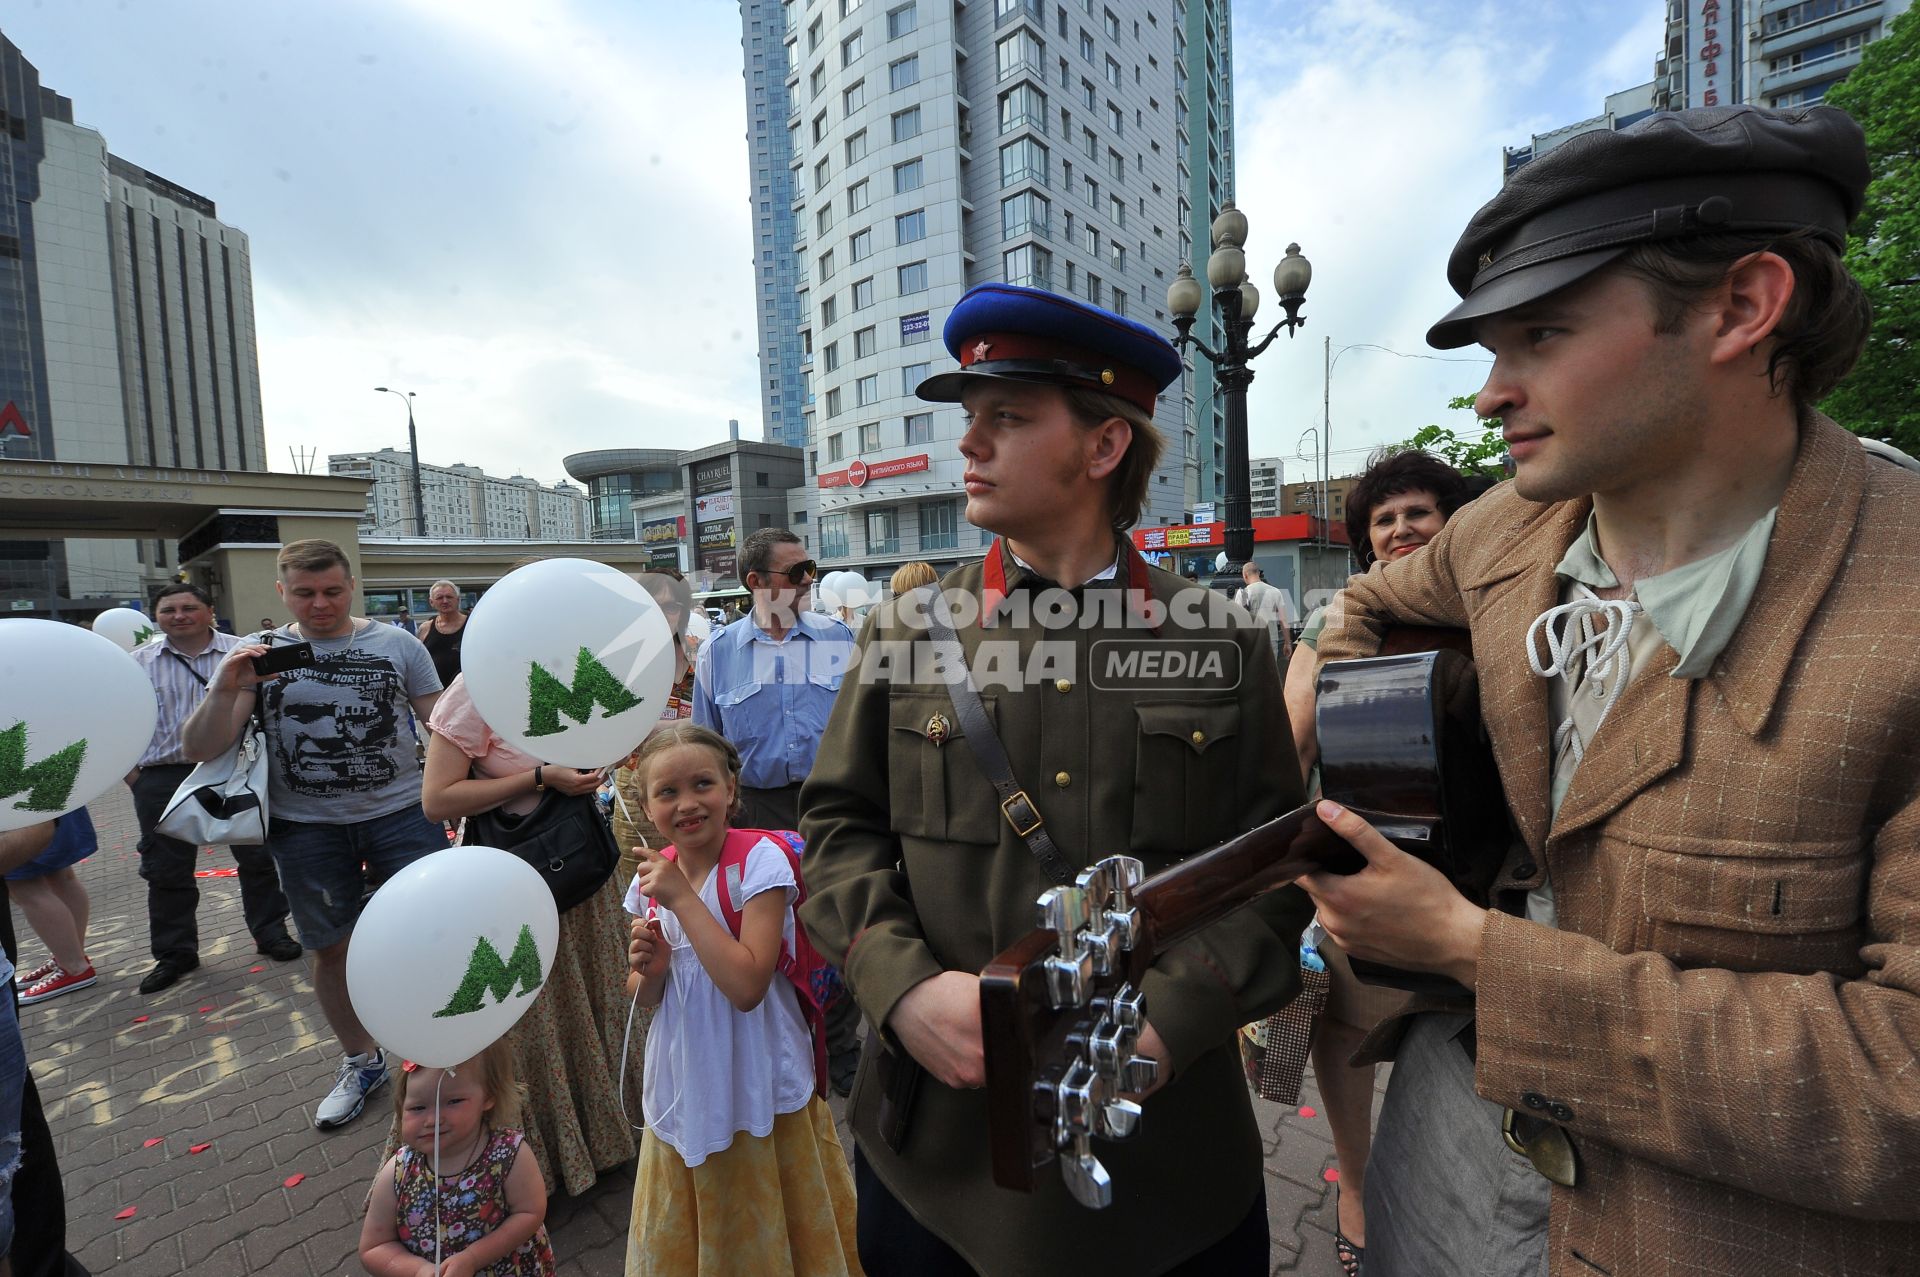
914, 283, 1183, 416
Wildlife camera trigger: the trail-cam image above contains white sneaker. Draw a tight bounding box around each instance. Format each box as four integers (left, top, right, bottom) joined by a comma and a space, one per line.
314, 1050, 389, 1130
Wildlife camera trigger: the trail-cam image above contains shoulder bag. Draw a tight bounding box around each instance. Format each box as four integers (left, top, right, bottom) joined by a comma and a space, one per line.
464, 785, 618, 912
155, 646, 272, 847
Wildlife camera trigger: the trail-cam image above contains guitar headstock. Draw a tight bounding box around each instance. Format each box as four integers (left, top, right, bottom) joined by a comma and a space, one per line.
979, 855, 1159, 1209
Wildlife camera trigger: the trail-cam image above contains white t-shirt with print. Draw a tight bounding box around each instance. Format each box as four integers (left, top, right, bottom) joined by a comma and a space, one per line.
623, 835, 814, 1166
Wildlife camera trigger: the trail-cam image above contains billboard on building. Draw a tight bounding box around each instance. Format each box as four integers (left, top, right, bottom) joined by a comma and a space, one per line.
697, 517, 736, 549
641, 515, 685, 544
694, 492, 736, 521
692, 460, 731, 495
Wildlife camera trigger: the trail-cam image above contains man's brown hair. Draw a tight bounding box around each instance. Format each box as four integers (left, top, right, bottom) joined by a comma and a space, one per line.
1062, 387, 1166, 533
1614, 227, 1870, 408
276, 538, 354, 578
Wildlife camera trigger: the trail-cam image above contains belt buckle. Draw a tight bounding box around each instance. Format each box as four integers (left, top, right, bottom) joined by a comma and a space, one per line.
1502, 1107, 1579, 1188
1000, 791, 1044, 838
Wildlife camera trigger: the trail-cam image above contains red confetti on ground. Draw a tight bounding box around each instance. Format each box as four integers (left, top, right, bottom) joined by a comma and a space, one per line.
1298, 1106, 1317, 1118
249, 966, 264, 973
197, 1006, 214, 1013
189, 1142, 213, 1154
282, 1173, 305, 1188
142, 1138, 164, 1148
114, 1207, 137, 1220
131, 1015, 149, 1023
1323, 1167, 1341, 1183
193, 867, 239, 878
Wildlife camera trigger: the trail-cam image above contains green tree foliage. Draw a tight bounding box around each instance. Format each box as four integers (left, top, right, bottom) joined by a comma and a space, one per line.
1821, 10, 1920, 452
1400, 395, 1507, 477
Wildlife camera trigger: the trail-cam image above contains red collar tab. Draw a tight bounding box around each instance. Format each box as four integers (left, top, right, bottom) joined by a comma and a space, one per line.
977, 538, 1160, 632
957, 331, 1160, 415
981, 538, 1011, 628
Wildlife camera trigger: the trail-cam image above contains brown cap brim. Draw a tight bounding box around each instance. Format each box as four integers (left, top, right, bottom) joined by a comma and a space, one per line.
1426, 246, 1628, 349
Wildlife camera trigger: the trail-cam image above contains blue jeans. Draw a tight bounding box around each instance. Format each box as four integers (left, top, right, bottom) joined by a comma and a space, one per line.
0, 956, 27, 1257
265, 805, 447, 951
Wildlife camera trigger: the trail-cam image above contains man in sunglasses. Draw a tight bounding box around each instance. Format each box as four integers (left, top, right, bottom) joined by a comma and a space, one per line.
693, 528, 855, 830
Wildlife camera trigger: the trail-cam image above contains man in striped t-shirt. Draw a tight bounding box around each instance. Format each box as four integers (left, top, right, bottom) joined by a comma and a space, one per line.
126, 583, 299, 995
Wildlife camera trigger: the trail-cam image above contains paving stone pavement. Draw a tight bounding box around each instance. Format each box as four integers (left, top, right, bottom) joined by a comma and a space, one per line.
21, 785, 1378, 1276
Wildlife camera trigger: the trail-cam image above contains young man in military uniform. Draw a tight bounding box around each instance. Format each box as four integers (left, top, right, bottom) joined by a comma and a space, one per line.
799, 284, 1311, 1275
1300, 106, 1920, 1275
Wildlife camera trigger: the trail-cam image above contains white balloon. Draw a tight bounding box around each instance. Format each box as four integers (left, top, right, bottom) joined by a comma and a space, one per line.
1214, 551, 1230, 571
683, 608, 711, 644
839, 573, 878, 610
815, 570, 849, 611
346, 847, 560, 1068
462, 558, 678, 767
91, 607, 158, 653
0, 619, 158, 832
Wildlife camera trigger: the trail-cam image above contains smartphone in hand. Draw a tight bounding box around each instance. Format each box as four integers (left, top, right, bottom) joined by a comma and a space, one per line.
251, 641, 315, 677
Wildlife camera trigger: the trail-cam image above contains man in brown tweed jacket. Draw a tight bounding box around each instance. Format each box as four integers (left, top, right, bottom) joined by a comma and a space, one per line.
1300, 106, 1920, 1276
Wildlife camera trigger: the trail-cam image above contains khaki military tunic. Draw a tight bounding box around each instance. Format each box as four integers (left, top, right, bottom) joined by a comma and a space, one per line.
799, 542, 1311, 1275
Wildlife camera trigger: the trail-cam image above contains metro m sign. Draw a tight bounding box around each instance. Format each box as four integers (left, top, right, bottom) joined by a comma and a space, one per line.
0, 402, 29, 438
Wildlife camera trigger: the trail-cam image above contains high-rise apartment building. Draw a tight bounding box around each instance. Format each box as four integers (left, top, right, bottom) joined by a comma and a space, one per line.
1181, 0, 1234, 508
744, 3, 811, 450
1654, 0, 1911, 110
328, 449, 589, 541
1249, 454, 1281, 518
1, 31, 264, 613
747, 0, 1229, 579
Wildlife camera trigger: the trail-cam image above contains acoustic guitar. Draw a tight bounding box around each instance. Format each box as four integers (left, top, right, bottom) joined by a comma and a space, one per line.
977, 633, 1509, 1208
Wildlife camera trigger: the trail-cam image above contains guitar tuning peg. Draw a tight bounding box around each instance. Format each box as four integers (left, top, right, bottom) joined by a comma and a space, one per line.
1120, 1054, 1158, 1095
1099, 1096, 1142, 1140
1060, 1133, 1113, 1210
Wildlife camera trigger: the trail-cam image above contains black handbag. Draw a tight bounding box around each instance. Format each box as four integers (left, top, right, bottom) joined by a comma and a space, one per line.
464, 789, 618, 912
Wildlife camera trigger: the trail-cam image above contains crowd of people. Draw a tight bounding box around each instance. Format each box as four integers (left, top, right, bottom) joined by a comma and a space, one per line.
5, 103, 1916, 1277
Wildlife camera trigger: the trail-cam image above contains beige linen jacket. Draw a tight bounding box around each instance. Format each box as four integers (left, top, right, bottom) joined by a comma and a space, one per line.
1317, 413, 1920, 1277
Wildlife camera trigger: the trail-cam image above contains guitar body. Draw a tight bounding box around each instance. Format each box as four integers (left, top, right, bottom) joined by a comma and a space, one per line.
980, 628, 1511, 1201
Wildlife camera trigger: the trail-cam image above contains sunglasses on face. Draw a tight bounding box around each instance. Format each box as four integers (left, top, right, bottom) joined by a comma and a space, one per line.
759, 560, 818, 587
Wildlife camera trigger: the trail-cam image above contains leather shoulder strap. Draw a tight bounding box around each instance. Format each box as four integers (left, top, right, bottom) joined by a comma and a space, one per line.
918, 585, 1073, 885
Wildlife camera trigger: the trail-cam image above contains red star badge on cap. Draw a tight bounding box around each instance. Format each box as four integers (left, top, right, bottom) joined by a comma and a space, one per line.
971, 340, 993, 362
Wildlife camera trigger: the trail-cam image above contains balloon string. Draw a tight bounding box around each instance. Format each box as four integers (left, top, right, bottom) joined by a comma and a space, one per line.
433, 1067, 450, 1277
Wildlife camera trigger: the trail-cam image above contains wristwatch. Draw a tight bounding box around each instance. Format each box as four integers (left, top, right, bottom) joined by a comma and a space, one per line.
533, 765, 546, 791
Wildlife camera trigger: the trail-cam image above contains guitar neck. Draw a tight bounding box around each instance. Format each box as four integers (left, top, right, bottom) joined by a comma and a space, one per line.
1130, 804, 1362, 960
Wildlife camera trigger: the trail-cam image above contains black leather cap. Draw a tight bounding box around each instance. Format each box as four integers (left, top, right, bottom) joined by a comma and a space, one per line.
1427, 105, 1869, 349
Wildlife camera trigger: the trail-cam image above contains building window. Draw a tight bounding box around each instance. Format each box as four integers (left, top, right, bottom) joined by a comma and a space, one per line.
848, 179, 871, 212
895, 208, 926, 243
1080, 77, 1096, 108
823, 341, 841, 371
999, 136, 1049, 186
901, 361, 930, 394
861, 421, 882, 450
1104, 56, 1120, 86
1107, 100, 1123, 134
891, 105, 922, 142
894, 158, 924, 192
999, 82, 1048, 134
1082, 125, 1097, 159
1082, 223, 1099, 254
844, 79, 867, 113
1109, 241, 1124, 271
829, 432, 845, 461
898, 260, 928, 293
1001, 189, 1050, 237
815, 156, 832, 188
920, 498, 959, 550
818, 248, 836, 281
821, 294, 838, 326
846, 129, 869, 163
817, 204, 834, 235
867, 507, 900, 554
857, 373, 880, 405
1110, 194, 1126, 227
1108, 148, 1124, 179
810, 63, 827, 97
1103, 7, 1119, 38
1111, 286, 1126, 315
853, 276, 876, 308
889, 54, 920, 90
887, 2, 918, 38
906, 411, 932, 443
851, 227, 873, 261
1079, 29, 1095, 60
826, 387, 844, 417
855, 326, 878, 358
996, 28, 1046, 81
812, 109, 830, 143
1005, 243, 1052, 289
842, 29, 864, 67
821, 513, 850, 556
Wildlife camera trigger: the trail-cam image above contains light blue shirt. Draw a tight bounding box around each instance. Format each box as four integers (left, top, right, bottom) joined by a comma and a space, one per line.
693, 610, 856, 790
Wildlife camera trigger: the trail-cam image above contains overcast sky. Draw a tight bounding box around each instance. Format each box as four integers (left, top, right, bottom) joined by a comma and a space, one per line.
7, 0, 1662, 490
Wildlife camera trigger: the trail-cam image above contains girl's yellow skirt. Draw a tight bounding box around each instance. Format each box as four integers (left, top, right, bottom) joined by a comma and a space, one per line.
626, 1097, 863, 1277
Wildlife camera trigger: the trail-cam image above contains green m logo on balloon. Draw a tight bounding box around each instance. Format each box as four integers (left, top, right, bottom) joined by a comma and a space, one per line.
434, 925, 546, 1018
525, 647, 641, 738
0, 722, 87, 813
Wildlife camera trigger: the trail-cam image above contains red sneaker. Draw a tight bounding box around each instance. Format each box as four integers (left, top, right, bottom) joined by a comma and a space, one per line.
13, 959, 57, 988
19, 964, 98, 1006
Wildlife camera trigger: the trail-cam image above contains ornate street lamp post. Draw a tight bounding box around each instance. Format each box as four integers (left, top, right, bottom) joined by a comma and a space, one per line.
373, 386, 429, 537
1166, 203, 1311, 593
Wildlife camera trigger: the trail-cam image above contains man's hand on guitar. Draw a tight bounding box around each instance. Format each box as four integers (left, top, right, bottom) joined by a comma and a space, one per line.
1298, 799, 1487, 988
889, 970, 986, 1090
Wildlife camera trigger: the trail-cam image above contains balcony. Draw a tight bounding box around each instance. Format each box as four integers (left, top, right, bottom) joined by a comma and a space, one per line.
1760, 44, 1865, 97
868, 537, 901, 555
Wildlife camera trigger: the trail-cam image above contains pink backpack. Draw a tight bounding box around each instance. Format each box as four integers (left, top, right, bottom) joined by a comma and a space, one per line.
649, 827, 843, 1098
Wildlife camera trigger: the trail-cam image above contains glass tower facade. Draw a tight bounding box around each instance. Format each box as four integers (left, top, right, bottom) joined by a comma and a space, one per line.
744, 1, 811, 450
